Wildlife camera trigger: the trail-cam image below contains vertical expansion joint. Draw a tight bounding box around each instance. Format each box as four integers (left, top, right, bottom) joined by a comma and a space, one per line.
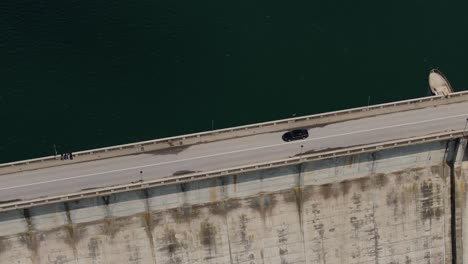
445, 139, 461, 264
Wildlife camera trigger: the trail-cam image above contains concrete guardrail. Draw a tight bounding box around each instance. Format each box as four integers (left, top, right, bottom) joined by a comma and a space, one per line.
2, 90, 468, 175
0, 129, 465, 212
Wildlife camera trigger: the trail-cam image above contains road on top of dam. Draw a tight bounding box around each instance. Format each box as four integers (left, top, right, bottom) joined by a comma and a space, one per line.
1, 101, 468, 201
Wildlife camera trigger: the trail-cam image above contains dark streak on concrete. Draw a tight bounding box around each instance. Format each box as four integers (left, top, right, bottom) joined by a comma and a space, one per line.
19, 232, 38, 260
341, 180, 352, 196
405, 255, 412, 264
152, 212, 164, 226
199, 220, 217, 247
370, 205, 380, 264
431, 165, 442, 176
239, 214, 251, 249
101, 196, 110, 206
374, 173, 388, 188
160, 227, 185, 264
281, 188, 310, 231
208, 199, 242, 216
352, 193, 361, 209
19, 208, 40, 262
386, 189, 398, 217
277, 225, 288, 244
233, 175, 238, 192
357, 177, 370, 192
161, 228, 186, 254
101, 218, 118, 239
88, 238, 100, 259
170, 204, 200, 223
248, 193, 277, 223
142, 211, 158, 263
63, 202, 79, 262
350, 216, 364, 232
0, 237, 12, 254
320, 184, 333, 199
421, 180, 436, 221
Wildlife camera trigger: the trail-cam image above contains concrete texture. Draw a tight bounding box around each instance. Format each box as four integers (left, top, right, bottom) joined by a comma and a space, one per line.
0, 139, 465, 264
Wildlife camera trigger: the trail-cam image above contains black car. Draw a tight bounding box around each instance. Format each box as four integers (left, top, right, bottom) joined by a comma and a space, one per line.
282, 129, 309, 142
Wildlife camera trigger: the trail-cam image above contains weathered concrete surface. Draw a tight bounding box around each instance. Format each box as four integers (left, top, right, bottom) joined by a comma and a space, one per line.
0, 140, 463, 263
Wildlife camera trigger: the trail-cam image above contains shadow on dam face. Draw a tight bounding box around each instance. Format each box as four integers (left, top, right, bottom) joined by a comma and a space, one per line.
0, 140, 458, 264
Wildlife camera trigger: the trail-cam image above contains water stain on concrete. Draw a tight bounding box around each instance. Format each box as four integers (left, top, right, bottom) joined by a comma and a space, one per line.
19, 232, 38, 256
209, 199, 242, 216
319, 182, 345, 199
386, 189, 399, 216
357, 177, 371, 192
455, 167, 462, 179
88, 238, 100, 259
350, 216, 364, 232
160, 227, 188, 263
345, 155, 358, 167
100, 218, 119, 239
392, 167, 426, 183
352, 193, 362, 209
420, 180, 433, 220
341, 180, 352, 196
395, 173, 404, 185
126, 241, 141, 263
50, 254, 68, 264
431, 164, 449, 181
233, 175, 238, 192
199, 220, 217, 247
63, 224, 77, 249
248, 193, 277, 223
209, 182, 219, 202
405, 255, 412, 264
431, 165, 442, 176
320, 184, 334, 199
0, 237, 12, 254
151, 212, 164, 228
281, 187, 312, 229
169, 204, 200, 223
142, 212, 155, 232
141, 211, 157, 262
374, 173, 388, 188
238, 214, 252, 249
420, 180, 442, 221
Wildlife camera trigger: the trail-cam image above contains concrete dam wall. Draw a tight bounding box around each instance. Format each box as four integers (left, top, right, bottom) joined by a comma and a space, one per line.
0, 139, 467, 264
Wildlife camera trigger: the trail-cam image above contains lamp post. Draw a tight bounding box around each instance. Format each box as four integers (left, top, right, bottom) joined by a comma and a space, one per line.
53, 144, 58, 158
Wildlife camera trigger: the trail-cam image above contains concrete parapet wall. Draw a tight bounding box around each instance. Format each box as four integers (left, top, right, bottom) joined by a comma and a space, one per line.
0, 140, 460, 263
2, 91, 468, 175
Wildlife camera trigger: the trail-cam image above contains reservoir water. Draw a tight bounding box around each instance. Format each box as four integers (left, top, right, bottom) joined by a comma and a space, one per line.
1, 0, 468, 163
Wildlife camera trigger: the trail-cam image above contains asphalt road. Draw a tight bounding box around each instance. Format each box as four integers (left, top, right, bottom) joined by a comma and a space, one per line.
1, 101, 468, 201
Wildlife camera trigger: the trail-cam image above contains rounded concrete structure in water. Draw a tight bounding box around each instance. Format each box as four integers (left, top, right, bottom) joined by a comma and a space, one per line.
429, 69, 453, 96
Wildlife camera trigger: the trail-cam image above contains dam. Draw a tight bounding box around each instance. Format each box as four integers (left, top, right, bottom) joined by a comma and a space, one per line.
1, 88, 468, 263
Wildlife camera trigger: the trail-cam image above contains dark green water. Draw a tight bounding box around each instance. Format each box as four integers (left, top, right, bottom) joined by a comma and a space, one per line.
2, 0, 468, 163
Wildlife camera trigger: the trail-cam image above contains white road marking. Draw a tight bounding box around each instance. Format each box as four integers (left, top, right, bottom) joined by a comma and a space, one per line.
1, 112, 467, 192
